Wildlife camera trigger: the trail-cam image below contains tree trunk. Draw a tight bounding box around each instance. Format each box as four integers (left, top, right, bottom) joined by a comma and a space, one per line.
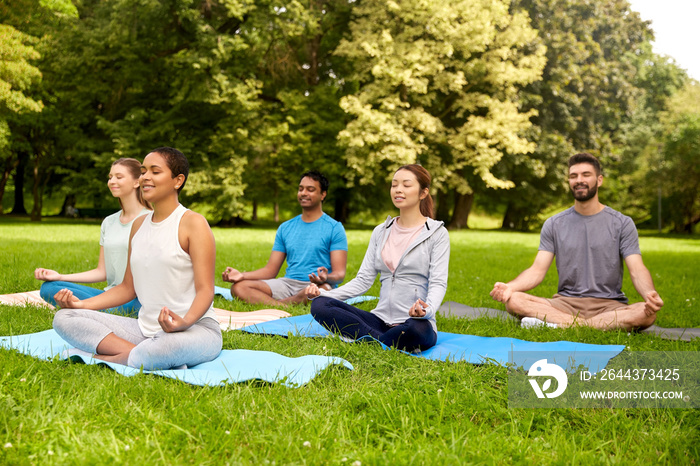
11, 153, 27, 215
0, 156, 18, 214
501, 202, 517, 230
684, 213, 700, 234
60, 194, 76, 217
252, 200, 258, 221
333, 187, 350, 223
435, 189, 450, 223
30, 153, 43, 221
306, 34, 321, 86
448, 192, 474, 229
501, 202, 531, 231
273, 186, 279, 222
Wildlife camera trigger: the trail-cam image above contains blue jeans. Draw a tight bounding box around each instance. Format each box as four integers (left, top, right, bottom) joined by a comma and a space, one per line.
40, 281, 141, 317
310, 296, 437, 351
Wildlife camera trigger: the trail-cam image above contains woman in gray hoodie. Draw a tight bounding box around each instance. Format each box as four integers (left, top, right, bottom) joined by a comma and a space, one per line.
305, 165, 450, 351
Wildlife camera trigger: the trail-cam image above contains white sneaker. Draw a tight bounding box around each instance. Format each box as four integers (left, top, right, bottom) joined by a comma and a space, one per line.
521, 317, 558, 329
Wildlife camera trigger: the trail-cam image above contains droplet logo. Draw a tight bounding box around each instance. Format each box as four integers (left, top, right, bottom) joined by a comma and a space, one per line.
528, 359, 568, 398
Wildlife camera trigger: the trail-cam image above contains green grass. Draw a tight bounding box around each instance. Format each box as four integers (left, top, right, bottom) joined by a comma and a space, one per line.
1, 219, 699, 464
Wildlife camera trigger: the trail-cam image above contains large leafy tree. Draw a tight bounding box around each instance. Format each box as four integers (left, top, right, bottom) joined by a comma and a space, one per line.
0, 26, 42, 117
13, 0, 354, 223
0, 0, 78, 218
229, 0, 354, 223
12, 0, 262, 221
0, 25, 43, 214
602, 48, 687, 225
335, 0, 546, 227
494, 0, 660, 230
655, 82, 700, 233
3, 0, 692, 229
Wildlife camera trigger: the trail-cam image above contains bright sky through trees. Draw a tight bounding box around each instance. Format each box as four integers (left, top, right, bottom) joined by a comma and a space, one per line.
628, 0, 700, 80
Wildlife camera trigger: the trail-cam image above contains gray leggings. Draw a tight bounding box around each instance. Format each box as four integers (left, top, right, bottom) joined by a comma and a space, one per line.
53, 309, 222, 370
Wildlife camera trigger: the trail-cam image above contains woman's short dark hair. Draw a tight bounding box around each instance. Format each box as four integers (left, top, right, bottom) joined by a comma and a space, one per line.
151, 147, 189, 193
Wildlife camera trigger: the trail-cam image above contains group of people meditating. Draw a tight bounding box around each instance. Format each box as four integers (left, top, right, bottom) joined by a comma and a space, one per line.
34, 148, 664, 371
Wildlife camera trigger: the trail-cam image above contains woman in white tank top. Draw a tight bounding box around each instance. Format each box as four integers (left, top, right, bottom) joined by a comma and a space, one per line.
51, 147, 222, 370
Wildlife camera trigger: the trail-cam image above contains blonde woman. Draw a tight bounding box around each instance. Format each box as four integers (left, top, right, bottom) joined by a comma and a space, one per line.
35, 158, 150, 315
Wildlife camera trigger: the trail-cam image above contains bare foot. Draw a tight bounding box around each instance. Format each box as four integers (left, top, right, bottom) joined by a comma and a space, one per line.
280, 289, 311, 306
280, 283, 333, 306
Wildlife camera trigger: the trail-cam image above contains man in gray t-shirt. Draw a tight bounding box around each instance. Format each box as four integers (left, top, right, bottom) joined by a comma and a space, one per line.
490, 153, 664, 330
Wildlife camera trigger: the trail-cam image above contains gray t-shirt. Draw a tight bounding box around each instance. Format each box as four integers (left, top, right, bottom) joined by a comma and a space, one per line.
538, 206, 641, 303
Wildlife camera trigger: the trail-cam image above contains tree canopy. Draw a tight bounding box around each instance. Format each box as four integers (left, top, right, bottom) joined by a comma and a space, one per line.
1, 0, 696, 233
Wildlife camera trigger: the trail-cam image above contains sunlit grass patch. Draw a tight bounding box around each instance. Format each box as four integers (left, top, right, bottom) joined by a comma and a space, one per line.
0, 220, 698, 464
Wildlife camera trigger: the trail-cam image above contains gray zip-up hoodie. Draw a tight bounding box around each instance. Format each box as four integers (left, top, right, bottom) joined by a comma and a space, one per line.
320, 216, 450, 333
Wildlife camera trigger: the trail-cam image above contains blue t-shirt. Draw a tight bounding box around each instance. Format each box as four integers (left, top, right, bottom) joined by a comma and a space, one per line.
272, 213, 348, 281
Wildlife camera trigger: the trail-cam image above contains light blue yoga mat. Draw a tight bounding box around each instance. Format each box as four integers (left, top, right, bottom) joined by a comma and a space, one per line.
241, 315, 625, 372
215, 285, 233, 301
0, 329, 352, 387
343, 295, 379, 305
214, 285, 378, 306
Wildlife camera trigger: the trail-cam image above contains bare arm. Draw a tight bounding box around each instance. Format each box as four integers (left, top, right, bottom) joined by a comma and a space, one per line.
159, 211, 216, 332
309, 250, 348, 286
222, 251, 286, 283
54, 219, 145, 310
35, 247, 107, 284
327, 249, 347, 284
490, 250, 554, 303
625, 254, 663, 314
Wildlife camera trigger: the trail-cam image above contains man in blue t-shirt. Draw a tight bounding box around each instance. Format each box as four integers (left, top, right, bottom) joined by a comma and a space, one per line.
222, 171, 348, 306
490, 153, 664, 330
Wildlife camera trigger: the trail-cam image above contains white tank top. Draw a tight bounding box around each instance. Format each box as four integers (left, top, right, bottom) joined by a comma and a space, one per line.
130, 204, 216, 337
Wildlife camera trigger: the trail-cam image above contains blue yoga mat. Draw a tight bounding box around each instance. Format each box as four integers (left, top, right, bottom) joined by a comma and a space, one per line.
215, 285, 233, 301
343, 295, 379, 305
214, 285, 378, 307
0, 329, 352, 387
241, 315, 625, 372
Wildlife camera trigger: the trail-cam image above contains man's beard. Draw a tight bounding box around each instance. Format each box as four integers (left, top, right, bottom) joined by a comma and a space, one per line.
571, 182, 597, 202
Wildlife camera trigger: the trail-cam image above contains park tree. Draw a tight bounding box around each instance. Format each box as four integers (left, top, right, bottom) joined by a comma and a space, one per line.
0, 24, 44, 214
3, 0, 693, 229
0, 0, 78, 218
86, 0, 261, 223
654, 82, 700, 233
0, 25, 43, 214
14, 0, 355, 224
230, 0, 353, 223
335, 0, 546, 228
491, 0, 658, 230
602, 49, 687, 225
0, 26, 42, 119
8, 0, 263, 221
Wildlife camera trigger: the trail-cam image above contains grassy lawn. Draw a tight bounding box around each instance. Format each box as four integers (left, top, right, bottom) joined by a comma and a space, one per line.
1, 218, 699, 464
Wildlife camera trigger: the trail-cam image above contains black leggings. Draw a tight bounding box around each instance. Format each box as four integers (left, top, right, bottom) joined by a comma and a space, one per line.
310, 296, 437, 351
